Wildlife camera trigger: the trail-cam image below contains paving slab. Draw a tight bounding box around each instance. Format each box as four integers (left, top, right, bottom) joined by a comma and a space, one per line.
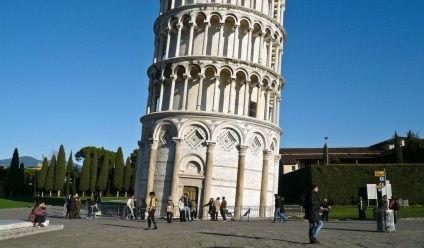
0, 206, 422, 247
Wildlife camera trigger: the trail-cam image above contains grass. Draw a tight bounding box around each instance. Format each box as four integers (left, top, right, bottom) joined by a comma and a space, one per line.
329, 205, 424, 220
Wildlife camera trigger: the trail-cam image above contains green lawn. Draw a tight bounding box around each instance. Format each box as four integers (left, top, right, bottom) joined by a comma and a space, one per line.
329, 205, 424, 220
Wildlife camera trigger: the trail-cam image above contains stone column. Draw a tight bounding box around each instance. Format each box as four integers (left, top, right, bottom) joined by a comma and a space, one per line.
232, 25, 240, 59
197, 186, 202, 219
153, 37, 159, 63
145, 139, 159, 199
276, 96, 281, 126
258, 32, 264, 64
158, 33, 165, 61
212, 76, 220, 112
243, 80, 250, 116
256, 84, 262, 119
277, 0, 281, 23
273, 155, 281, 196
171, 0, 175, 9
146, 77, 153, 114
188, 22, 194, 55
171, 138, 182, 205
158, 77, 165, 112
202, 141, 215, 218
218, 23, 225, 56
168, 74, 176, 110
234, 145, 248, 219
260, 150, 271, 217
182, 73, 190, 110
202, 22, 210, 55
267, 39, 273, 68
134, 140, 146, 205
196, 74, 205, 110
165, 29, 171, 59
246, 28, 253, 62
150, 80, 158, 112
175, 23, 182, 57
228, 77, 236, 114
265, 88, 270, 121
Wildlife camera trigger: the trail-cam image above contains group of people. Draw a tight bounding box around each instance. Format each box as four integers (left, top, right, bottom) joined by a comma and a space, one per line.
203, 196, 228, 221
126, 195, 147, 220
65, 194, 83, 219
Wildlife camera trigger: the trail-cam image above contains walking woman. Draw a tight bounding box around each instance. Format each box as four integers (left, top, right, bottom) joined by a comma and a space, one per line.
145, 192, 157, 230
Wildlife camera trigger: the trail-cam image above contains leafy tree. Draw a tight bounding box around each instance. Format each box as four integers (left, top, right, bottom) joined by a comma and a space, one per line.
79, 153, 91, 197
97, 155, 109, 196
393, 132, 404, 163
45, 154, 56, 196
6, 148, 20, 196
54, 144, 66, 197
37, 157, 49, 194
65, 151, 74, 196
113, 147, 125, 197
17, 162, 25, 196
405, 130, 424, 163
323, 143, 329, 165
123, 157, 132, 197
90, 151, 98, 195
75, 146, 116, 166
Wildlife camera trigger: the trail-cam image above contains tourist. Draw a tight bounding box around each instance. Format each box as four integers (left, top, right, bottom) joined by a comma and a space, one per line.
203, 198, 215, 221
358, 196, 367, 221
305, 184, 323, 244
389, 196, 400, 224
145, 191, 157, 230
321, 198, 331, 221
178, 196, 186, 222
139, 199, 147, 220
127, 195, 135, 220
220, 196, 227, 222
183, 193, 191, 221
166, 196, 174, 223
213, 197, 221, 221
28, 201, 47, 227
190, 199, 197, 220
273, 194, 288, 223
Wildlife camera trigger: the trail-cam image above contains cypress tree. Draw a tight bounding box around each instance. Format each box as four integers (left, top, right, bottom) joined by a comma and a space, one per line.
123, 157, 132, 197
37, 157, 49, 194
6, 148, 20, 196
65, 151, 74, 195
45, 154, 56, 196
90, 151, 98, 196
323, 143, 329, 165
54, 145, 66, 197
113, 147, 124, 197
79, 153, 91, 197
393, 131, 404, 163
17, 162, 25, 196
97, 156, 109, 196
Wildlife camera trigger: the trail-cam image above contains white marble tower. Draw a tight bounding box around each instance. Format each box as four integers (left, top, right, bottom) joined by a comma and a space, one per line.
135, 0, 286, 218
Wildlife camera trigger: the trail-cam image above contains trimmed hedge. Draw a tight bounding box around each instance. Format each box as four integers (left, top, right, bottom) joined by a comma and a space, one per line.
280, 164, 424, 205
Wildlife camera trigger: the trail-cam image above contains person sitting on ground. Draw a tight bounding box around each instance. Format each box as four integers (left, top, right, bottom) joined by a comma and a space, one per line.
29, 201, 47, 227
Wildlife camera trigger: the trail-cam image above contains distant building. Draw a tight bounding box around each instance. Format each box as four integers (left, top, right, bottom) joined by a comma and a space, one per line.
280, 137, 406, 174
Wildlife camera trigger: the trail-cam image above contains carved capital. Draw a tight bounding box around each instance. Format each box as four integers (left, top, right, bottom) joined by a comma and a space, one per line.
173, 137, 183, 149
274, 155, 281, 164
206, 141, 216, 152
238, 145, 248, 155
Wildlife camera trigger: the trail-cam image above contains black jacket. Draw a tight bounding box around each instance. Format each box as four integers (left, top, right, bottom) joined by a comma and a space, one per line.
305, 190, 321, 222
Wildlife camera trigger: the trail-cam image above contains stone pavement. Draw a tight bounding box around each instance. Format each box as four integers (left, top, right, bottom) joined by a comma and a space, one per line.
0, 205, 422, 248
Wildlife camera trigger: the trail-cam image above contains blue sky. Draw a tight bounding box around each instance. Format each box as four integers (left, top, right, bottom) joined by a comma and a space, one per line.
1, 1, 423, 161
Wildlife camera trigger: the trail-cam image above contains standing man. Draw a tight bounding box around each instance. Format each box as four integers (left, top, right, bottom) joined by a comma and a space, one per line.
183, 193, 191, 222
220, 196, 227, 222
145, 192, 157, 230
305, 184, 323, 244
358, 196, 367, 221
321, 198, 331, 221
127, 195, 135, 220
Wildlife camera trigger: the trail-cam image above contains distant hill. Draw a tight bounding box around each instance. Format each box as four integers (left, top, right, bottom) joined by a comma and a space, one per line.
0, 156, 42, 168
0, 156, 81, 168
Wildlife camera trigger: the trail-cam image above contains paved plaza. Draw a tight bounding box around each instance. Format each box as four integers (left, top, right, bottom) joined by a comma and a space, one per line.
0, 205, 422, 248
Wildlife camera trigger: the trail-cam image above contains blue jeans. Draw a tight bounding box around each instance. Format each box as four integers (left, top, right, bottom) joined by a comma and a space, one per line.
309, 220, 323, 238
273, 208, 288, 222
185, 206, 191, 220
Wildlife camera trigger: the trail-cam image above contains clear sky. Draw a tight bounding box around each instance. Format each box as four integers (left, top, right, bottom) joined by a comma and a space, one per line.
1, 1, 423, 162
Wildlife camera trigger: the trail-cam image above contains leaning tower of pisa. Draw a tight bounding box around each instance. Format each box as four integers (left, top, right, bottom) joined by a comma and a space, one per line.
135, 0, 286, 218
